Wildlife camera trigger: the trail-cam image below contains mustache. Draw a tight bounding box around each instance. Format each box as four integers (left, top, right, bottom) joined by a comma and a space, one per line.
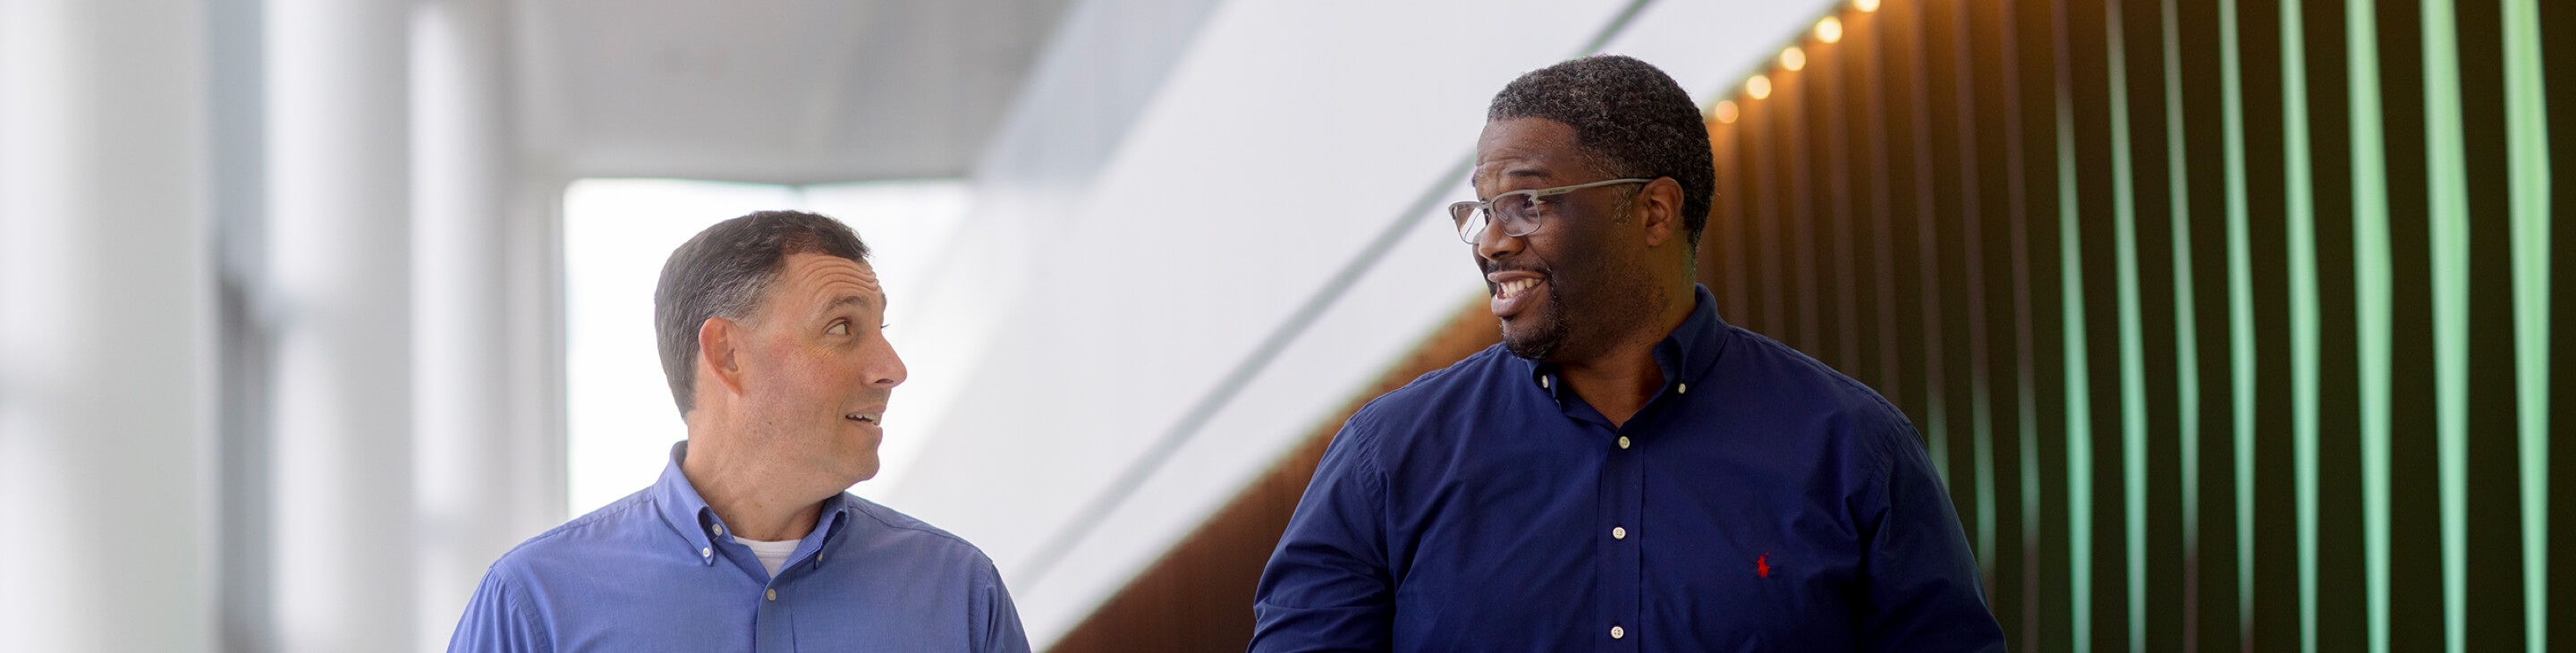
1478, 259, 1547, 276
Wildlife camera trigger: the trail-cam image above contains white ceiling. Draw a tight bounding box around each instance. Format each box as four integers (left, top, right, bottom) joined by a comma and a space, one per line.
513, 0, 1074, 183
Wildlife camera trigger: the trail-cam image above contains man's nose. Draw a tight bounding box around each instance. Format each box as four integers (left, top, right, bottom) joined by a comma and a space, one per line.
1474, 220, 1525, 261
866, 341, 908, 389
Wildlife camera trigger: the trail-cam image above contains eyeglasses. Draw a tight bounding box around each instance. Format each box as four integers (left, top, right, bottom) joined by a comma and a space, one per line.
1447, 178, 1652, 243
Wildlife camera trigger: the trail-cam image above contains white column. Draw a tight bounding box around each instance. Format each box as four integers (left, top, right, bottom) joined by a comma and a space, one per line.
0, 0, 216, 651
411, 0, 544, 649
267, 0, 416, 650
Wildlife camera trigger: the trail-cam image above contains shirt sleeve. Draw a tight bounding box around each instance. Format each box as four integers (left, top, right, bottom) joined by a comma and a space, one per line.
1854, 413, 2009, 652
1249, 417, 1395, 653
975, 560, 1033, 653
446, 568, 552, 653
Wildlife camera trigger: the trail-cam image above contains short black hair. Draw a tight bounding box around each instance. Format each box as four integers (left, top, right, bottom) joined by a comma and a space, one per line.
654, 210, 869, 415
1487, 55, 1715, 248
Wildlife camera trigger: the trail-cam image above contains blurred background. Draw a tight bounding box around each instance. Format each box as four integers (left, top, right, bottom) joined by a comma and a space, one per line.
0, 0, 2565, 651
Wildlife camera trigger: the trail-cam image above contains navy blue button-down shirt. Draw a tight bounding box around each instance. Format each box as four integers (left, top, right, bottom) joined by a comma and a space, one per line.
1251, 285, 2004, 652
448, 442, 1029, 652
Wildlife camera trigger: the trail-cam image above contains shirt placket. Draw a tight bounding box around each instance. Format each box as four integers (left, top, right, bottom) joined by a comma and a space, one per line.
756, 571, 794, 652
1599, 420, 1645, 653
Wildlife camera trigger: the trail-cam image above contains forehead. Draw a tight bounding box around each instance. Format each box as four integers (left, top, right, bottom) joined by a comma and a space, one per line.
767, 252, 879, 308
1472, 117, 1589, 187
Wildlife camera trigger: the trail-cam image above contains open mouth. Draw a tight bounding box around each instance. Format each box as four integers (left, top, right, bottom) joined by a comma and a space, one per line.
1487, 271, 1547, 319
845, 411, 882, 425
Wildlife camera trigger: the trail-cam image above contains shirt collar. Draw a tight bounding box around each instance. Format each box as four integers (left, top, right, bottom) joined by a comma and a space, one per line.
1525, 284, 1732, 398
652, 440, 856, 568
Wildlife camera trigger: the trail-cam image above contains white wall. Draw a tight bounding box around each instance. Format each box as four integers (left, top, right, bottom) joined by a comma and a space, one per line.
0, 0, 216, 650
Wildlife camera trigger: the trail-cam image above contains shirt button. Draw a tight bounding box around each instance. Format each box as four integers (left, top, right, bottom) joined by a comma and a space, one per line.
1617, 436, 1631, 449
699, 547, 711, 559
710, 523, 724, 537
1613, 526, 1627, 539
1611, 625, 1625, 640
766, 589, 777, 601
1677, 383, 1689, 394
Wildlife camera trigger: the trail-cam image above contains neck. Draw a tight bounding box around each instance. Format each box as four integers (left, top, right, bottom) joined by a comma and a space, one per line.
1555, 281, 1695, 428
680, 429, 829, 542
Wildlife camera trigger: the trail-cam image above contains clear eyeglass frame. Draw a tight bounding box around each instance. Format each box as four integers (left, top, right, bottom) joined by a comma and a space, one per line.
1446, 177, 1653, 243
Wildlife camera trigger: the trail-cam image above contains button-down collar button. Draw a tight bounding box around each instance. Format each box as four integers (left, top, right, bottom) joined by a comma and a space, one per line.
766, 589, 777, 601
699, 547, 712, 560
1611, 625, 1625, 640
1617, 436, 1631, 450
1540, 375, 1551, 389
1612, 526, 1627, 539
1677, 382, 1688, 394
710, 523, 724, 537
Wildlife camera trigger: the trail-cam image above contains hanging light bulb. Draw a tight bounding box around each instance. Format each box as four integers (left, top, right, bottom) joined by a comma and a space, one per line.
1715, 100, 1741, 123
1781, 47, 1807, 71
1747, 74, 1772, 99
1817, 16, 1844, 43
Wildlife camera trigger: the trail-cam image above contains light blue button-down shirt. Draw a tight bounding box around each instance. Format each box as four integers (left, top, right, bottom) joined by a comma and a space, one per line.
448, 442, 1029, 652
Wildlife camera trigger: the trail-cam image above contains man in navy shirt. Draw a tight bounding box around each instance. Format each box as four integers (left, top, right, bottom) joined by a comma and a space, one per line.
449, 211, 1029, 652
1250, 55, 2005, 651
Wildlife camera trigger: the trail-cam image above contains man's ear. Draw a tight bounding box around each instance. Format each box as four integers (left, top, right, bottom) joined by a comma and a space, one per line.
699, 317, 749, 396
1635, 177, 1684, 250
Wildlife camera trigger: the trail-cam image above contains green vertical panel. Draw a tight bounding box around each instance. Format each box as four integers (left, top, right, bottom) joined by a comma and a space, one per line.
2454, 0, 2531, 644
2156, 0, 2206, 644
2051, 0, 2096, 648
2419, 0, 2470, 649
2174, 0, 2242, 644
2278, 0, 2323, 650
1907, 0, 1957, 495
1945, 0, 2005, 587
2498, 0, 2551, 649
1984, 0, 2049, 642
2010, 0, 2077, 646
2217, 0, 2258, 639
2341, 0, 2394, 649
2100, 0, 2151, 648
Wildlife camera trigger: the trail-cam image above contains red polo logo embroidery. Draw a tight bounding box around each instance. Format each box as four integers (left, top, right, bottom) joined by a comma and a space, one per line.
1757, 553, 1771, 578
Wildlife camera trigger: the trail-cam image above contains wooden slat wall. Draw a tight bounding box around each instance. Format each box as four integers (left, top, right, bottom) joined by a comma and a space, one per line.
1050, 0, 2564, 649
1707, 0, 2566, 650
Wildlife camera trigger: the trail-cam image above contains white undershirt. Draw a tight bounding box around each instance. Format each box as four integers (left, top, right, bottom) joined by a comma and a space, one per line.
737, 537, 799, 578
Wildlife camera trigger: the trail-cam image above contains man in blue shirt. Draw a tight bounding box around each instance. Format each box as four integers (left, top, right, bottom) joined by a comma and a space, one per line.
450, 211, 1029, 652
1250, 56, 2006, 651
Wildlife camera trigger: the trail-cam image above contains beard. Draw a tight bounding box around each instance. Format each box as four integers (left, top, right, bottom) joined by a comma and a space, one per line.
1492, 250, 1663, 364
1500, 283, 1572, 360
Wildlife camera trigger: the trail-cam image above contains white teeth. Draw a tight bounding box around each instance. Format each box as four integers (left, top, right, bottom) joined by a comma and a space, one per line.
1496, 278, 1539, 300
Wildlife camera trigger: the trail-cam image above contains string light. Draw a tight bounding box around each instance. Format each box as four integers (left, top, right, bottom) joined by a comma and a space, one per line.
1715, 100, 1740, 123
1857, 0, 1880, 12
1817, 16, 1843, 43
1781, 47, 1807, 71
1746, 74, 1772, 99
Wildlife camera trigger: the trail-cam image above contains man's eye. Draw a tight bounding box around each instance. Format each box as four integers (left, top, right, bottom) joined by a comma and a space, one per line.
827, 322, 849, 335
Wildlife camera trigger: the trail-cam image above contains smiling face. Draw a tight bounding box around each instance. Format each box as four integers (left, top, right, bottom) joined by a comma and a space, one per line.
1470, 117, 1665, 363
725, 252, 907, 485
